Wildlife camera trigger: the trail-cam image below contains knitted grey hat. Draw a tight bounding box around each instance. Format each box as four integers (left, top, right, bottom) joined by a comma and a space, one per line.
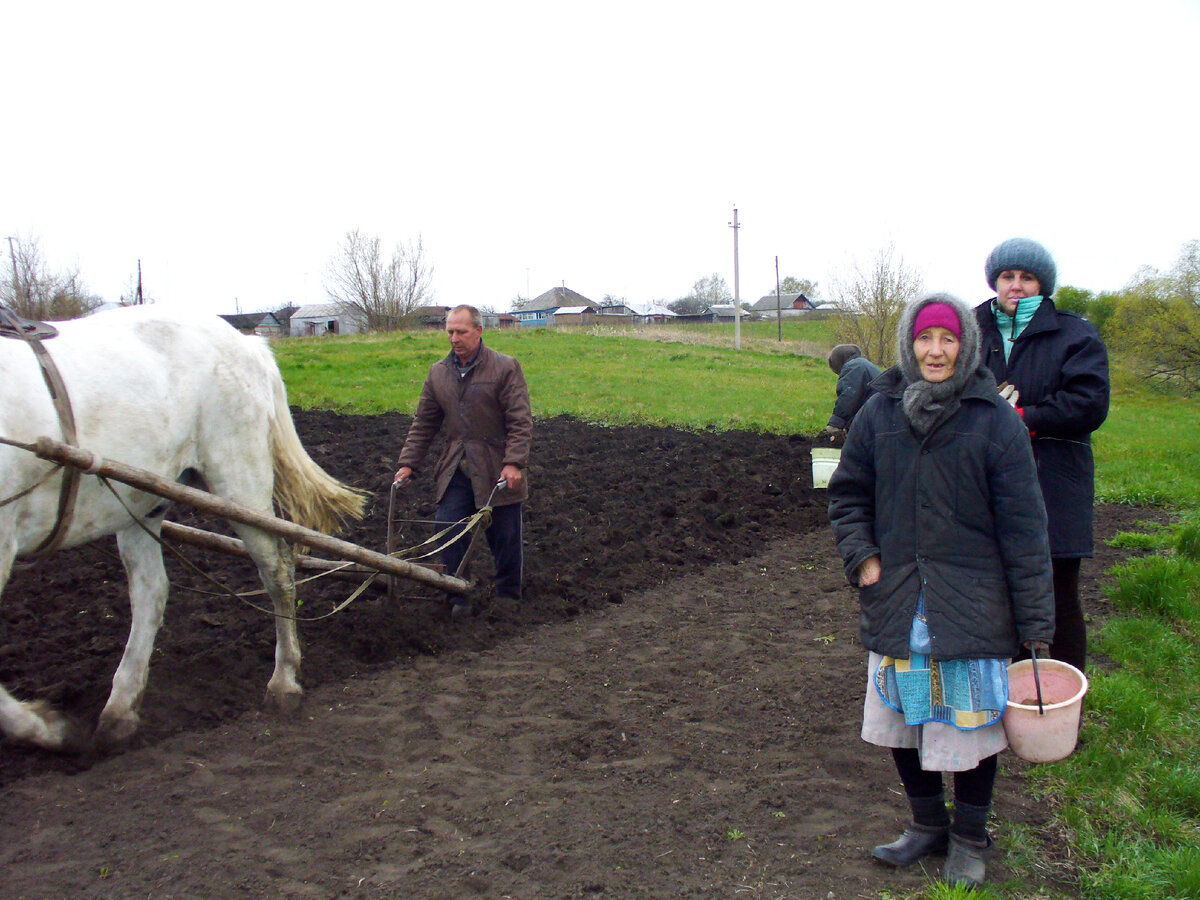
827, 344, 861, 375
984, 237, 1057, 298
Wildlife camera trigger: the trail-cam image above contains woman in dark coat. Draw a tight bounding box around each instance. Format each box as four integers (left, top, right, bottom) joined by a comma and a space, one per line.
825, 343, 882, 436
974, 238, 1110, 671
828, 292, 1055, 887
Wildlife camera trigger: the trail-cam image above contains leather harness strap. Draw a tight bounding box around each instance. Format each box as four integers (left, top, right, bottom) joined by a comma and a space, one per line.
0, 305, 81, 555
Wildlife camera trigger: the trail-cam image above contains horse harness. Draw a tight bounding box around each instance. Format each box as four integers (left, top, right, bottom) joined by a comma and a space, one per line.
0, 304, 81, 555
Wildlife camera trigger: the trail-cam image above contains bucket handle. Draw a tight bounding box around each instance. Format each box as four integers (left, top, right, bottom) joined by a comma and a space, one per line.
1030, 646, 1046, 716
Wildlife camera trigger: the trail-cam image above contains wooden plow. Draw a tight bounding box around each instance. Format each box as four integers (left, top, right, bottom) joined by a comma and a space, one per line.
31, 435, 472, 597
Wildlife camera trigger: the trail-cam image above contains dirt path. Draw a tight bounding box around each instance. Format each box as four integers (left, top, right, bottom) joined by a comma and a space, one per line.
0, 413, 1163, 898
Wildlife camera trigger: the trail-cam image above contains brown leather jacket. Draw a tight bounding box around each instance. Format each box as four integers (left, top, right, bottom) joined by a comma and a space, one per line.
397, 342, 532, 507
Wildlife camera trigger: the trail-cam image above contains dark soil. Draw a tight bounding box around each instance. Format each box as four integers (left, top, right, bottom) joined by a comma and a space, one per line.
0, 411, 1167, 898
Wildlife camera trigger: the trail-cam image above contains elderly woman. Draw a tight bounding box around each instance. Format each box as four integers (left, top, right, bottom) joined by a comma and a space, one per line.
827, 292, 1055, 887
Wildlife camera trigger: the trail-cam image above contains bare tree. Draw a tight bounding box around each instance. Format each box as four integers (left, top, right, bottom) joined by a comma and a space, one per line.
3, 234, 103, 320
829, 244, 924, 366
324, 229, 434, 332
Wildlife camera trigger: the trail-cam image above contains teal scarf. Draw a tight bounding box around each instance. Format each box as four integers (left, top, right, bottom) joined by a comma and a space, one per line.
993, 296, 1043, 362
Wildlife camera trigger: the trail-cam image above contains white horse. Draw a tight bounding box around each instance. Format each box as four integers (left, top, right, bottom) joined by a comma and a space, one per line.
0, 305, 364, 751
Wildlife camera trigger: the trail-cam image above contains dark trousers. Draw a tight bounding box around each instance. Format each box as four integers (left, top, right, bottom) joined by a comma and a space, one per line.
1050, 557, 1085, 671
1014, 557, 1085, 671
436, 469, 523, 600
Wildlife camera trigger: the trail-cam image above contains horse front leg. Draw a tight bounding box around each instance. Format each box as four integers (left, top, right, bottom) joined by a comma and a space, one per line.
96, 524, 169, 749
0, 527, 80, 750
237, 527, 303, 714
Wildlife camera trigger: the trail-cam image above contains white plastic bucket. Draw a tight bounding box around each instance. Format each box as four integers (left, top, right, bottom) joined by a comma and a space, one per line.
1004, 658, 1088, 763
811, 448, 841, 489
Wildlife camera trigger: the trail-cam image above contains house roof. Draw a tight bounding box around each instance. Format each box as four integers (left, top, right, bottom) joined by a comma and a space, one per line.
753, 296, 830, 314
642, 303, 678, 317
524, 286, 596, 312
554, 305, 592, 315
291, 303, 349, 319
410, 305, 450, 318
218, 312, 283, 330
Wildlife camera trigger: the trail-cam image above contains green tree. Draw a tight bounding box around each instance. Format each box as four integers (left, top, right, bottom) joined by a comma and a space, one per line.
1089, 291, 1120, 339
668, 274, 731, 315
1108, 240, 1200, 393
1054, 285, 1093, 317
667, 296, 706, 315
692, 273, 731, 309
779, 276, 819, 298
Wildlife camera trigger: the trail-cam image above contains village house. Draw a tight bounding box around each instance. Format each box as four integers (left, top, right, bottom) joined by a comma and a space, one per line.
513, 286, 597, 326
747, 292, 822, 318
217, 311, 287, 337
594, 302, 640, 324
551, 305, 596, 326
640, 303, 678, 325
288, 303, 363, 337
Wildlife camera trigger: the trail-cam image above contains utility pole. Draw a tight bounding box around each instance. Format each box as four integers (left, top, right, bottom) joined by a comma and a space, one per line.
136, 259, 144, 305
775, 255, 782, 342
730, 206, 741, 350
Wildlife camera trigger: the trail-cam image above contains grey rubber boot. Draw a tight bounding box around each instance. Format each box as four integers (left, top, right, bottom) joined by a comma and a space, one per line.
872, 793, 950, 866
872, 822, 950, 867
942, 833, 994, 887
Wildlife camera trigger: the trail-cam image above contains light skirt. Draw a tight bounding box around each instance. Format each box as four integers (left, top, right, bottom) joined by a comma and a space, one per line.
861, 651, 1009, 772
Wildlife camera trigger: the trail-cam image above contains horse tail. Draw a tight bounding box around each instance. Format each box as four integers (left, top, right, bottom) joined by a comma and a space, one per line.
262, 349, 366, 535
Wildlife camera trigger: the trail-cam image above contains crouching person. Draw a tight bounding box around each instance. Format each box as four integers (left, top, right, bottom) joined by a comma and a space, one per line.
824, 343, 882, 438
827, 293, 1055, 887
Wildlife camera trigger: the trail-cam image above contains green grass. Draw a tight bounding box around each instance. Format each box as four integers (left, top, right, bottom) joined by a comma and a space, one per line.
1095, 385, 1200, 507
273, 324, 1200, 899
275, 326, 833, 434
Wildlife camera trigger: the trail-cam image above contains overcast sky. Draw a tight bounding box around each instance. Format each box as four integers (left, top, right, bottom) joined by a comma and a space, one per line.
3, 1, 1197, 316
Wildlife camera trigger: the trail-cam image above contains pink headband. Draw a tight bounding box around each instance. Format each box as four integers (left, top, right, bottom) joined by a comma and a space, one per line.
912, 303, 962, 339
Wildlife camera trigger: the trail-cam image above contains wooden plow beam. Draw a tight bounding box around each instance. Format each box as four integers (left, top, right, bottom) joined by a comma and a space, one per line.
32, 435, 470, 596
160, 521, 387, 589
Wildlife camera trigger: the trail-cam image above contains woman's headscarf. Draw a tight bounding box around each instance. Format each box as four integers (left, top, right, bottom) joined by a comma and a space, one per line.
895, 292, 981, 435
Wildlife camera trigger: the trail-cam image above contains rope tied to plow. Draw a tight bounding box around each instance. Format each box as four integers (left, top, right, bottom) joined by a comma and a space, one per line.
0, 434, 64, 509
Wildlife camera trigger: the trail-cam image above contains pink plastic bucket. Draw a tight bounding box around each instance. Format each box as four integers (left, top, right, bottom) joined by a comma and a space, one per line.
1004, 658, 1088, 763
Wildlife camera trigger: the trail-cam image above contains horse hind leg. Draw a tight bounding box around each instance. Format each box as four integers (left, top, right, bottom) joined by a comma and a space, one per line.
94, 523, 170, 749
234, 524, 304, 715
0, 529, 81, 751
0, 690, 81, 751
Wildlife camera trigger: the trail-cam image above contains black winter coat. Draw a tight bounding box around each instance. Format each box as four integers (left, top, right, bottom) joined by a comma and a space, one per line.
827, 366, 1056, 660
974, 299, 1109, 557
828, 355, 883, 430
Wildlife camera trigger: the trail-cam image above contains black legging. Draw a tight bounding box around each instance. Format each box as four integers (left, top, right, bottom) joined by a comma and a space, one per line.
891, 747, 998, 807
